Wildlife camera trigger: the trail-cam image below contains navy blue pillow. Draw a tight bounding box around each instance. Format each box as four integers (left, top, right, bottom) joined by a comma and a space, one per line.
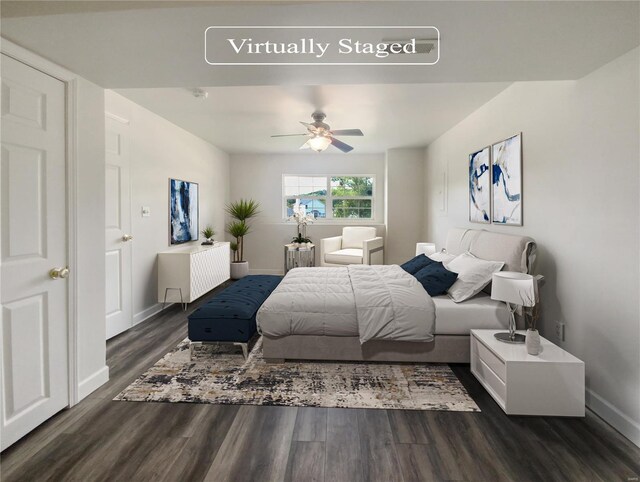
400, 254, 434, 275
413, 261, 458, 296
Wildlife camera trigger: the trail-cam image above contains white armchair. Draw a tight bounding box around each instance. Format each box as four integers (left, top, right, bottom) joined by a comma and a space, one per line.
320, 227, 384, 266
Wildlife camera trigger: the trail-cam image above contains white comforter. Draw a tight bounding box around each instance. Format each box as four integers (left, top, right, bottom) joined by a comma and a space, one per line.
256, 265, 435, 343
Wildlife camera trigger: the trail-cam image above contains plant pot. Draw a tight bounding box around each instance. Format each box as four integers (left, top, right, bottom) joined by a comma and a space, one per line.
526, 329, 541, 356
230, 261, 249, 279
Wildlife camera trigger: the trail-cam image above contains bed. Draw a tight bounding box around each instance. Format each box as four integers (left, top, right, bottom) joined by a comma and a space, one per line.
257, 228, 537, 363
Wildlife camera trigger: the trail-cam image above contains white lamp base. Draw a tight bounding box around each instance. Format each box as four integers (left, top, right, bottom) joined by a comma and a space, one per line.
494, 302, 525, 343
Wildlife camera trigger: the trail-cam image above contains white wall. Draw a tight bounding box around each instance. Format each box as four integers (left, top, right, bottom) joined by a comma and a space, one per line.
75, 77, 109, 398
423, 48, 640, 445
385, 148, 425, 265
229, 153, 386, 273
105, 91, 230, 323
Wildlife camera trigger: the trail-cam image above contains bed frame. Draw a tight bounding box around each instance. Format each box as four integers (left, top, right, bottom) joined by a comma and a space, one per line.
263, 334, 471, 363
263, 228, 537, 363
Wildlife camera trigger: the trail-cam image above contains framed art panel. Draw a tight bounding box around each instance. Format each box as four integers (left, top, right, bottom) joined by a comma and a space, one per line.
492, 133, 522, 225
469, 146, 491, 223
169, 178, 199, 244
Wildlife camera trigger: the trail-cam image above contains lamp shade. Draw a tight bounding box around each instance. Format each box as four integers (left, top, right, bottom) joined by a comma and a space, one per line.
490, 271, 538, 306
416, 242, 436, 256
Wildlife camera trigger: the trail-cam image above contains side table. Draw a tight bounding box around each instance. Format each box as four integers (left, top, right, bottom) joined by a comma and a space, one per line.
470, 329, 585, 416
284, 243, 315, 274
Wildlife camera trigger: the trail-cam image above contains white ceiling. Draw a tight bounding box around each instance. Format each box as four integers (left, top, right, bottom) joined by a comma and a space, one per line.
2, 1, 638, 154
115, 82, 511, 153
2, 2, 638, 88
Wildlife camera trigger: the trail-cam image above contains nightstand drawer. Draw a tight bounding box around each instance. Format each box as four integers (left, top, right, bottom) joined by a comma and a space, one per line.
476, 357, 506, 405
476, 339, 506, 382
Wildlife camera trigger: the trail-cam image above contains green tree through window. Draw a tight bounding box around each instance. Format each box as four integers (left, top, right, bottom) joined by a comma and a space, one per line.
283, 175, 374, 220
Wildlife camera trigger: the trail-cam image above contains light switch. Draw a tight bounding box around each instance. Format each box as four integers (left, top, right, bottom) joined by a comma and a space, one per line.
142, 206, 151, 217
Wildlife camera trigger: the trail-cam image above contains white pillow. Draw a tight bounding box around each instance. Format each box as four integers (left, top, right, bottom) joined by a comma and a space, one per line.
428, 250, 456, 264
445, 252, 504, 303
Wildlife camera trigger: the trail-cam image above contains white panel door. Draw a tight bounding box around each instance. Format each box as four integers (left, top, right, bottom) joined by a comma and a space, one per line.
105, 115, 132, 339
0, 54, 69, 450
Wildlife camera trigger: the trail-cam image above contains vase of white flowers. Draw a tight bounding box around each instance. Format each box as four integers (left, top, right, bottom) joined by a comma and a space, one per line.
287, 204, 315, 244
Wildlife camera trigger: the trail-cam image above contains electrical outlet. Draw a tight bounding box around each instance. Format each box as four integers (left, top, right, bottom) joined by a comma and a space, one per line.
555, 321, 565, 341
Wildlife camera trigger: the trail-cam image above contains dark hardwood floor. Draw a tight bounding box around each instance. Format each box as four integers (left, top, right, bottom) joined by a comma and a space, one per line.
2, 284, 639, 481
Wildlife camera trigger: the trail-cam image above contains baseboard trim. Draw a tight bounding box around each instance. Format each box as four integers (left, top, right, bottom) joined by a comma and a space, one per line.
586, 388, 640, 447
77, 366, 109, 401
249, 268, 284, 275
133, 303, 167, 326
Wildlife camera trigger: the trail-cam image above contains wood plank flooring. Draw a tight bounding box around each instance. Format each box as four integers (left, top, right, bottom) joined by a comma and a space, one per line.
2, 285, 639, 481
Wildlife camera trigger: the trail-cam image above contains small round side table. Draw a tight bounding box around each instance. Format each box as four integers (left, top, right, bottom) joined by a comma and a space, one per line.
284, 243, 316, 274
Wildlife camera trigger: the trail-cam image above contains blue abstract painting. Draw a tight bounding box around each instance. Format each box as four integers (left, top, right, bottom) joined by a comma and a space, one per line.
469, 146, 491, 223
492, 134, 522, 225
170, 179, 199, 244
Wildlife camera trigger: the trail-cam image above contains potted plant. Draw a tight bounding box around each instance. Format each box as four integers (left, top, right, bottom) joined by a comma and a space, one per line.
287, 204, 315, 245
201, 225, 215, 245
291, 234, 312, 248
226, 199, 260, 279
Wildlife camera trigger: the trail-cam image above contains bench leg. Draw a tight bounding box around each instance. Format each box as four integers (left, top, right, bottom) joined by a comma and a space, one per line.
189, 341, 202, 361
234, 342, 249, 360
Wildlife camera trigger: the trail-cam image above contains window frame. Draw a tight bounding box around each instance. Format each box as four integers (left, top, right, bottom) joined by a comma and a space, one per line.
282, 174, 376, 222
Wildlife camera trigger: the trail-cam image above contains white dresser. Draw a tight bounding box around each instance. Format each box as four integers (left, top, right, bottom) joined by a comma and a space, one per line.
157, 242, 230, 306
470, 329, 585, 417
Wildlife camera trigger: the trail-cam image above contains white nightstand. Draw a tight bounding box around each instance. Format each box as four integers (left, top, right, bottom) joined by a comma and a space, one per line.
470, 329, 585, 416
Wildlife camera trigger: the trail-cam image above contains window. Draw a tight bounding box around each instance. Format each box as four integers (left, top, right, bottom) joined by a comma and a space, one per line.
331, 176, 373, 219
283, 175, 375, 220
284, 176, 327, 219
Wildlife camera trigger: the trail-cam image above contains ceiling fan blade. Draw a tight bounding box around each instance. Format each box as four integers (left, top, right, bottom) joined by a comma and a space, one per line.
300, 141, 311, 150
330, 129, 364, 137
300, 121, 319, 133
330, 137, 354, 153
271, 133, 309, 137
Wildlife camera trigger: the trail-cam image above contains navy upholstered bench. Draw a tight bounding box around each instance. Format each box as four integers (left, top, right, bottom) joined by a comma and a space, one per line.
187, 275, 282, 358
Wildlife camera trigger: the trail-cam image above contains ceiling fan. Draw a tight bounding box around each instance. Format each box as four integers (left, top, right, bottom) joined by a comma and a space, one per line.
271, 112, 364, 153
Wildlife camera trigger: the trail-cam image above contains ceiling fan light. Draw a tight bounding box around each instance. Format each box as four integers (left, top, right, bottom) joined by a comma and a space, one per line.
308, 135, 331, 152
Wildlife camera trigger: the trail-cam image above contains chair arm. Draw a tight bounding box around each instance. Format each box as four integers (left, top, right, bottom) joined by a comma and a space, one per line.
320, 236, 343, 256
363, 237, 384, 264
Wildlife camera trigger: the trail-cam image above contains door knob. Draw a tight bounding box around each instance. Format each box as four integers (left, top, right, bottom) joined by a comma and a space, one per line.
49, 267, 70, 279
122, 234, 134, 242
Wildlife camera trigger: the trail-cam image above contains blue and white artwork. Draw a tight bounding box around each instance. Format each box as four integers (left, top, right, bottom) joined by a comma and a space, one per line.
492, 134, 522, 225
469, 146, 491, 223
170, 178, 199, 244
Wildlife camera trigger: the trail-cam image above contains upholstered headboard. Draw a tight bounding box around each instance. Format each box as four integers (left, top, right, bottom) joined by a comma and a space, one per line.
444, 228, 537, 274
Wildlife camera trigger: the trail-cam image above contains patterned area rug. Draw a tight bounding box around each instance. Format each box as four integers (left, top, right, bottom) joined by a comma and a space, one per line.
114, 338, 479, 412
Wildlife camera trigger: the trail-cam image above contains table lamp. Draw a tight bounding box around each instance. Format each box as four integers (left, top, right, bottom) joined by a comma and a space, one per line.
416, 243, 436, 256
491, 271, 538, 343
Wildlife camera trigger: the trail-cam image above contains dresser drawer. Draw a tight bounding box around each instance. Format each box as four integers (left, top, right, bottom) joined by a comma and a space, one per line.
476, 338, 506, 382
475, 357, 506, 406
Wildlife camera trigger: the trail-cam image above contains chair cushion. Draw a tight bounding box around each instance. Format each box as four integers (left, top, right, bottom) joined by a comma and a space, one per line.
188, 275, 282, 342
342, 227, 377, 249
324, 248, 364, 265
